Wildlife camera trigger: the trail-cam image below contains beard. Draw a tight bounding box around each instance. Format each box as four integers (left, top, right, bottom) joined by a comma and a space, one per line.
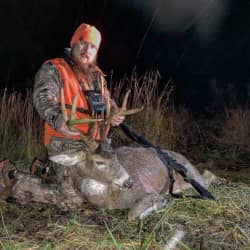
71, 45, 98, 83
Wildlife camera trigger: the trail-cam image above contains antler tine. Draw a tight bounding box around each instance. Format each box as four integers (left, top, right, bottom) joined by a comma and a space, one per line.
119, 106, 144, 116
121, 90, 131, 111
69, 92, 79, 122
99, 95, 110, 141
67, 117, 103, 126
104, 89, 144, 128
106, 107, 144, 122
120, 89, 144, 116
61, 89, 68, 121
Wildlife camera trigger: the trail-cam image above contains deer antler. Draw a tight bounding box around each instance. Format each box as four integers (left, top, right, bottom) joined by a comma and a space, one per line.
60, 89, 101, 152
61, 88, 143, 147
102, 90, 144, 139
105, 90, 144, 125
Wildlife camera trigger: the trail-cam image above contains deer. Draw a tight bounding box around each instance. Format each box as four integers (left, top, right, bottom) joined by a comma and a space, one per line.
45, 90, 216, 220
0, 90, 215, 220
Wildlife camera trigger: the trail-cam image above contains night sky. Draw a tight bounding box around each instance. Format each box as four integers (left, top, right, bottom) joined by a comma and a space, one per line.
1, 0, 250, 110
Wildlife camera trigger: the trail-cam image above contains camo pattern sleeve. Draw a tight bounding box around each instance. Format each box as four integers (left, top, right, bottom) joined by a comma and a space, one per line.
33, 62, 64, 130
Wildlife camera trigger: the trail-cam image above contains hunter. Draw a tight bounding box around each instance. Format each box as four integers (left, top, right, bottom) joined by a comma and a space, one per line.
33, 23, 124, 149
0, 23, 215, 216
0, 23, 128, 209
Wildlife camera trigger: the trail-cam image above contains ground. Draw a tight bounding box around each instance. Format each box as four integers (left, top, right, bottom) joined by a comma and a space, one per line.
0, 180, 249, 249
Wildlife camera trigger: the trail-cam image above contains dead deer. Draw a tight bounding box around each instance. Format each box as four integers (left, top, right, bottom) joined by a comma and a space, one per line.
0, 90, 215, 220
47, 90, 215, 220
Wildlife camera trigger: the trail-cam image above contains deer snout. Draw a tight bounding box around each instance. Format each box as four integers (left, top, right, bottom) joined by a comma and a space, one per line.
112, 171, 133, 189
123, 177, 133, 189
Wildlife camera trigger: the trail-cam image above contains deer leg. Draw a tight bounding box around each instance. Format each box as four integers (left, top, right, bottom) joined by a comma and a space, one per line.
76, 177, 133, 210
77, 177, 110, 208
128, 194, 169, 221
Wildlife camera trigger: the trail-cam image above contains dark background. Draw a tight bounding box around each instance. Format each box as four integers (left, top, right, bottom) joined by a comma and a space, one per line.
1, 0, 250, 111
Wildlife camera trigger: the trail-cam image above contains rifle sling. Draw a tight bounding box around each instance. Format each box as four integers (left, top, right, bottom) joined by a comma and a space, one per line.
119, 122, 215, 200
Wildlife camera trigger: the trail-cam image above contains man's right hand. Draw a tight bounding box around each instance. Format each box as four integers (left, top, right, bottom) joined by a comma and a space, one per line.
57, 122, 81, 137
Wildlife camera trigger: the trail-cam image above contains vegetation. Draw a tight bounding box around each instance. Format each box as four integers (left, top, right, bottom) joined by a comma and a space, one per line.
0, 89, 46, 162
0, 182, 249, 249
0, 71, 249, 249
109, 71, 250, 176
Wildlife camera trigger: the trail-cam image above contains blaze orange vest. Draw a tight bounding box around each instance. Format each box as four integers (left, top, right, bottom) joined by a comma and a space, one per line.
44, 58, 101, 145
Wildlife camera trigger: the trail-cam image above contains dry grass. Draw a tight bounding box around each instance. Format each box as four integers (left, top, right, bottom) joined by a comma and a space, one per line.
219, 106, 250, 151
0, 89, 46, 161
199, 105, 250, 169
0, 72, 248, 165
110, 70, 173, 144
0, 72, 194, 162
109, 70, 196, 152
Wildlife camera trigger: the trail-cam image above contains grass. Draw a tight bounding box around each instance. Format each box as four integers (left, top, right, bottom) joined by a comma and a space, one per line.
0, 89, 46, 161
109, 70, 197, 152
0, 181, 249, 249
0, 71, 249, 249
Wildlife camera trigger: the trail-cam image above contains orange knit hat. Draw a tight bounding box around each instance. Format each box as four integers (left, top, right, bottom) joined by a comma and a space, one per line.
70, 23, 102, 49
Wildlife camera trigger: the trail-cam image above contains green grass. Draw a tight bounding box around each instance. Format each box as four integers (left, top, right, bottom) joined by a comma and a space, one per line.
0, 181, 249, 249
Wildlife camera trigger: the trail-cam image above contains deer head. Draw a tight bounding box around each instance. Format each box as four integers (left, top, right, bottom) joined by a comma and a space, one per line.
52, 89, 143, 189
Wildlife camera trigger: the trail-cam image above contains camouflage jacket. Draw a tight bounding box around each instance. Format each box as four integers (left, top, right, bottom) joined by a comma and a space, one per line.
33, 49, 110, 132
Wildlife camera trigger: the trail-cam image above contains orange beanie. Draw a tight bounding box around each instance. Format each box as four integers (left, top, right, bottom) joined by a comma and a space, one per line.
70, 23, 102, 49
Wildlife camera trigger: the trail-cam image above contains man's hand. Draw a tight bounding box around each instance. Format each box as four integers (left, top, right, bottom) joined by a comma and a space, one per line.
57, 122, 81, 137
111, 114, 125, 126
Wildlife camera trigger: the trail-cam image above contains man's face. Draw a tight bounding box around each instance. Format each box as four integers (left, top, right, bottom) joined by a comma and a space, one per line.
71, 40, 98, 66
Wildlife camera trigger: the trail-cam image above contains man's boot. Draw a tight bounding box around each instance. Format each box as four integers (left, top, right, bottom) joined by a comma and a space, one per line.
30, 158, 49, 179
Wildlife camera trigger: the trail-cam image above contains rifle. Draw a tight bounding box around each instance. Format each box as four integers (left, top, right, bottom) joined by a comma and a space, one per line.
119, 122, 215, 200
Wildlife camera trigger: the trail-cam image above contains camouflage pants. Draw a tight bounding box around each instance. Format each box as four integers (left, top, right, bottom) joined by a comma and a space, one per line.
10, 138, 90, 210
